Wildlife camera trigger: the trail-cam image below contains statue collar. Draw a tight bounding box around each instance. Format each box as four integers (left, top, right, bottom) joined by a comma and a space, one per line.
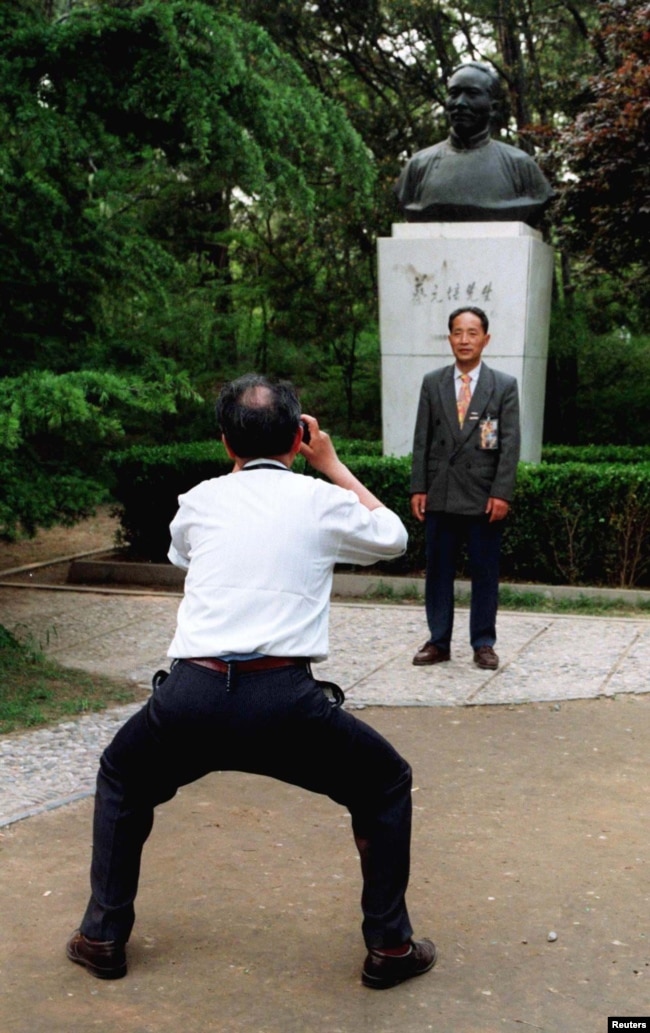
448, 127, 492, 152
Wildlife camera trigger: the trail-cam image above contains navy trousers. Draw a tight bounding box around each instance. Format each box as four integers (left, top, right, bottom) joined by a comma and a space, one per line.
80, 660, 414, 949
424, 511, 503, 651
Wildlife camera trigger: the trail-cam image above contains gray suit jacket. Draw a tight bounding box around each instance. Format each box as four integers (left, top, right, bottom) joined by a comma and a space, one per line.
410, 363, 521, 515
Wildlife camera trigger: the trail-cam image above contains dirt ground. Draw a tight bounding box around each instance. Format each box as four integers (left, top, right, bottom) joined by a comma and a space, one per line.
2, 697, 650, 1033
0, 508, 120, 572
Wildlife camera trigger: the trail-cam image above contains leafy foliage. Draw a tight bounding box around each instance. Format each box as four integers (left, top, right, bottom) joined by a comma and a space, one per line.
240, 0, 599, 220
542, 444, 650, 465
0, 1, 374, 369
0, 369, 198, 537
557, 0, 650, 272
0, 0, 376, 535
505, 462, 650, 588
108, 440, 650, 587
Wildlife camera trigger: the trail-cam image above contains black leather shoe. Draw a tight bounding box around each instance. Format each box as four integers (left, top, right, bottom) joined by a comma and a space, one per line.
473, 645, 499, 670
66, 931, 127, 979
362, 938, 437, 989
412, 642, 450, 666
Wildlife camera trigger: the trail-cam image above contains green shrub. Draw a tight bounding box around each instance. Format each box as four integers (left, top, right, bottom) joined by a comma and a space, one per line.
108, 440, 422, 568
108, 440, 232, 561
504, 463, 650, 587
0, 453, 109, 540
106, 444, 650, 587
330, 437, 383, 456
323, 453, 425, 576
542, 444, 650, 465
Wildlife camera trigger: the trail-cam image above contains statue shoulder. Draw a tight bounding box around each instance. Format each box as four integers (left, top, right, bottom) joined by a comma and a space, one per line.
407, 139, 449, 167
489, 139, 537, 165
489, 139, 554, 198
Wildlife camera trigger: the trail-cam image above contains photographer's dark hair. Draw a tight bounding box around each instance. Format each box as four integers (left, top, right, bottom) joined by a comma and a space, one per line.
216, 374, 301, 458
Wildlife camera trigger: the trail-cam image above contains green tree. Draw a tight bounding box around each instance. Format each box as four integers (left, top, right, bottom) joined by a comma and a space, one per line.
544, 0, 650, 444
1, 0, 374, 370
0, 370, 198, 538
0, 0, 376, 536
239, 1, 600, 219
229, 195, 380, 432
556, 0, 650, 274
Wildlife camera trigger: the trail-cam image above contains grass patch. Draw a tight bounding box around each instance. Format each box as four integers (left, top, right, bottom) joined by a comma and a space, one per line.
362, 580, 422, 602
344, 579, 650, 618
0, 625, 148, 735
497, 586, 650, 617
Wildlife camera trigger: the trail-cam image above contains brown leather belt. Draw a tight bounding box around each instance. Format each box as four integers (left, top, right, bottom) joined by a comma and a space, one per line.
187, 656, 308, 674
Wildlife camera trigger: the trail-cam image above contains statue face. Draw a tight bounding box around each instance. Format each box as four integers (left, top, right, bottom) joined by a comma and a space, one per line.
445, 66, 494, 139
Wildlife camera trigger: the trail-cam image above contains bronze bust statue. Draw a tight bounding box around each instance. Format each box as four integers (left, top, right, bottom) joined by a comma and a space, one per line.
395, 63, 554, 227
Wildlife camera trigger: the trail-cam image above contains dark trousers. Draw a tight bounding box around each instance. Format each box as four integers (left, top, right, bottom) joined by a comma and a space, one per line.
80, 660, 414, 950
424, 511, 503, 651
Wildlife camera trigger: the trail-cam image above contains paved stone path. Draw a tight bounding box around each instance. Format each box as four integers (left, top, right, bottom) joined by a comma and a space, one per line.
1, 585, 649, 827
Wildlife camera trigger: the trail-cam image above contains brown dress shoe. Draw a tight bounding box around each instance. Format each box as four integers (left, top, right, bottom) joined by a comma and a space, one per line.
362, 938, 437, 989
66, 931, 127, 979
412, 642, 450, 666
473, 645, 499, 670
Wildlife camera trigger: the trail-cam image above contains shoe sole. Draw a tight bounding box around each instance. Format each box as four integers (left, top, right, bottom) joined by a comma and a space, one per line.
362, 943, 438, 989
412, 655, 450, 666
67, 945, 127, 980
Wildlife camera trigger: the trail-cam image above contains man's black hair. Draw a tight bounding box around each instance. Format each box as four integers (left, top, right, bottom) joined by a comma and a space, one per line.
215, 373, 302, 458
448, 306, 489, 333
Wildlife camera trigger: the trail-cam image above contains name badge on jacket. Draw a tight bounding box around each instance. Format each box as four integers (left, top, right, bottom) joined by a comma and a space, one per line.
479, 417, 499, 450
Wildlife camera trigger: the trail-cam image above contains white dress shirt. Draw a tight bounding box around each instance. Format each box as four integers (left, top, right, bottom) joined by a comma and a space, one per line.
167, 464, 407, 661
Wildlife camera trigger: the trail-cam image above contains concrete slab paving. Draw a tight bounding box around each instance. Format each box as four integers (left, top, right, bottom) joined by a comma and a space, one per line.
1, 582, 650, 832
3, 587, 649, 709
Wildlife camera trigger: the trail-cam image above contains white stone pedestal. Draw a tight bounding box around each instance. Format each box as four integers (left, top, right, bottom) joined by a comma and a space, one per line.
378, 222, 554, 463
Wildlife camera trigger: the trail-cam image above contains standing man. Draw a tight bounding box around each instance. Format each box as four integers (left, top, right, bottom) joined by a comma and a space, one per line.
410, 308, 520, 670
67, 373, 436, 991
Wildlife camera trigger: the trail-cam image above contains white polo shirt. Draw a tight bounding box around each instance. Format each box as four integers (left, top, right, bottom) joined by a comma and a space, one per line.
167, 463, 407, 661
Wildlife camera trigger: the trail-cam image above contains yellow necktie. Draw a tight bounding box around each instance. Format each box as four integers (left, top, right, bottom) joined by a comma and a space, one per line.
457, 374, 471, 426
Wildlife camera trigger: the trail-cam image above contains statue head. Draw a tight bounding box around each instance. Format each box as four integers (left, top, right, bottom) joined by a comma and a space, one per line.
393, 59, 554, 225
445, 63, 502, 141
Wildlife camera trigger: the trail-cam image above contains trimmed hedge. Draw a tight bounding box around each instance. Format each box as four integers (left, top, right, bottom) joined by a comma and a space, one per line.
505, 462, 650, 588
108, 441, 232, 561
541, 444, 650, 465
106, 442, 650, 587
